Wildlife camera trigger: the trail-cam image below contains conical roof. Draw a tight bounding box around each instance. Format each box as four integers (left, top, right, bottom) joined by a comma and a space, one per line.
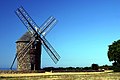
16, 32, 32, 43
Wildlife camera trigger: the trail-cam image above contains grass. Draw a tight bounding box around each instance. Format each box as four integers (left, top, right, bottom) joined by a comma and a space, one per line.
0, 71, 120, 80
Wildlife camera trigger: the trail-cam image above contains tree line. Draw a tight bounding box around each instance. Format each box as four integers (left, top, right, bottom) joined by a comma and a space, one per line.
42, 64, 112, 72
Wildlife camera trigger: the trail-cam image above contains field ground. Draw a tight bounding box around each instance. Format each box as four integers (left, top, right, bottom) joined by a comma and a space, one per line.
0, 70, 120, 80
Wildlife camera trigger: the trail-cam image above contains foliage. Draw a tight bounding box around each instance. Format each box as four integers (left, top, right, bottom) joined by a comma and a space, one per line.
82, 67, 91, 70
43, 64, 113, 72
99, 65, 113, 70
91, 64, 99, 70
108, 40, 120, 71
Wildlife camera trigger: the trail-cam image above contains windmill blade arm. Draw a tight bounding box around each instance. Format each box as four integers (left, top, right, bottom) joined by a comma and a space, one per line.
40, 37, 60, 64
42, 36, 60, 59
15, 10, 34, 34
16, 8, 40, 36
42, 44, 58, 64
42, 19, 57, 36
17, 6, 57, 37
18, 6, 39, 32
18, 6, 56, 36
39, 16, 56, 35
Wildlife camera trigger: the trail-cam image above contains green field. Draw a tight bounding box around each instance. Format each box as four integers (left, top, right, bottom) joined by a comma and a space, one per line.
1, 71, 120, 80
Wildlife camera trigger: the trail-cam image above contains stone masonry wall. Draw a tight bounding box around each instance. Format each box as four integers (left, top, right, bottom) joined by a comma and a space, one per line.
16, 42, 31, 71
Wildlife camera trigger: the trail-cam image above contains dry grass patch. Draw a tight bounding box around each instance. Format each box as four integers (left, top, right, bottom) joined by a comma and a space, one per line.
1, 71, 120, 80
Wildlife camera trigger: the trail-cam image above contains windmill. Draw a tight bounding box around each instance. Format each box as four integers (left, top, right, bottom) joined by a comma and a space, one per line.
10, 6, 60, 71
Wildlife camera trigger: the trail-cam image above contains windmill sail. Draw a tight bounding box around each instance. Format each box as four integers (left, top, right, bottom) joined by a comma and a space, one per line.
18, 6, 39, 32
41, 36, 60, 64
39, 16, 56, 35
18, 6, 57, 35
41, 18, 57, 36
15, 10, 34, 34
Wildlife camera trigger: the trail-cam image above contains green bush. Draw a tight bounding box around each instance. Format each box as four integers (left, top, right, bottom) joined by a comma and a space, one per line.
113, 62, 120, 72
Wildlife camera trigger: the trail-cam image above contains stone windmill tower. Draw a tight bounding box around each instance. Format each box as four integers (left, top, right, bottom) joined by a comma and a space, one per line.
16, 32, 41, 71
10, 6, 60, 71
16, 32, 32, 70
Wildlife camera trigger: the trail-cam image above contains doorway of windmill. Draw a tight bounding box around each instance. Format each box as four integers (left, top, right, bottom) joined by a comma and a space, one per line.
31, 63, 35, 70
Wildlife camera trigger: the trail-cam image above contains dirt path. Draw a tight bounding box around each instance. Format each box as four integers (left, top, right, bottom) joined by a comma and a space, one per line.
0, 72, 104, 77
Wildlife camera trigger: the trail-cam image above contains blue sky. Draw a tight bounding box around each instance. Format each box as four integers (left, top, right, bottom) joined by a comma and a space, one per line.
0, 0, 120, 68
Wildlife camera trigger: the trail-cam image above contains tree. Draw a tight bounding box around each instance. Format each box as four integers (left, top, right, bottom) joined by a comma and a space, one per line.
91, 64, 99, 70
108, 40, 120, 71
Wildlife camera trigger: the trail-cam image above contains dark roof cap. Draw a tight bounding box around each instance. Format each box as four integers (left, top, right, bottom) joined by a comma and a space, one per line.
16, 32, 32, 43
